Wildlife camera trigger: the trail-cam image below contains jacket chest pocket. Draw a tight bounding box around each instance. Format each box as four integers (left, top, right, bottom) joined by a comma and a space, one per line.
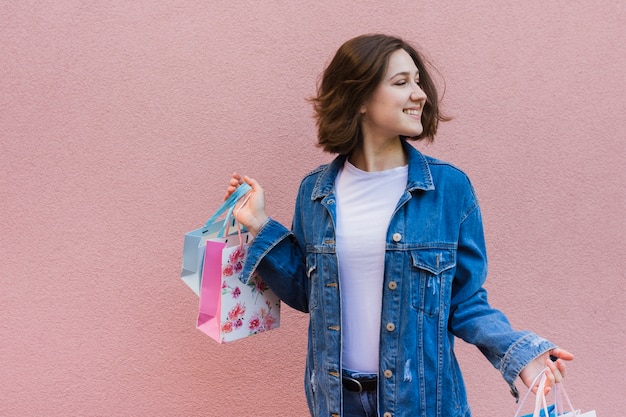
410, 248, 456, 316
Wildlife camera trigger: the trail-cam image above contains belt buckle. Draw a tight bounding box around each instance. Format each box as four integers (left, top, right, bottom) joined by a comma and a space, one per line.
344, 376, 364, 393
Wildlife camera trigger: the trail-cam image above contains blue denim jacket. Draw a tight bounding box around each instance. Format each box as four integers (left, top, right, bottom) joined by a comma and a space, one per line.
240, 140, 556, 417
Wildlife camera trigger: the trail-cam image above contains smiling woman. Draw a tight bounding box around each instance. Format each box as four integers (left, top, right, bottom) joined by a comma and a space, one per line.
309, 34, 448, 156
355, 49, 428, 171
223, 34, 573, 417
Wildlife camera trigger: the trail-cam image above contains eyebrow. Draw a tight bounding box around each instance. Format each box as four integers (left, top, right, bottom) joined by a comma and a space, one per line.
389, 70, 420, 80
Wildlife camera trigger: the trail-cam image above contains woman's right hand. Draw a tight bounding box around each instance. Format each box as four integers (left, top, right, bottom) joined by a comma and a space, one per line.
225, 173, 268, 237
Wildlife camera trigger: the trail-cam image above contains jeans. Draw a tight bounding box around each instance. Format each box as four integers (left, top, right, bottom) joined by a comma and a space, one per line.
342, 370, 378, 417
342, 388, 378, 417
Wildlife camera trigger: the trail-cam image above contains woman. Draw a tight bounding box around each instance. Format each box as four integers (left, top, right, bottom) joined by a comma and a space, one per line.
225, 34, 573, 417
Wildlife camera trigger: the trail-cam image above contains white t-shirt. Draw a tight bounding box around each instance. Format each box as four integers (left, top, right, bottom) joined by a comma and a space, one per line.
335, 160, 408, 373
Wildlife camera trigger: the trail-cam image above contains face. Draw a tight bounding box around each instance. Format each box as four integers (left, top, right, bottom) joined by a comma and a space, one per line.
360, 49, 428, 143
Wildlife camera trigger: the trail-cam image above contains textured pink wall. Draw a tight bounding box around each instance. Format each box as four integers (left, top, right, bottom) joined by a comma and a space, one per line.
1, 2, 624, 416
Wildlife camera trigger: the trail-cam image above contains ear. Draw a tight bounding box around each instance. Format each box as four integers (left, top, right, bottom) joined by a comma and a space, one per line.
359, 104, 367, 114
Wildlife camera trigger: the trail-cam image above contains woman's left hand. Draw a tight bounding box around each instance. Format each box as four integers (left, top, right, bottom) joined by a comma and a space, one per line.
520, 348, 574, 394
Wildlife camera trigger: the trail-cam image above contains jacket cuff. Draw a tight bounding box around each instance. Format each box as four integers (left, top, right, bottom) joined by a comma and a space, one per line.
238, 218, 290, 285
500, 333, 557, 399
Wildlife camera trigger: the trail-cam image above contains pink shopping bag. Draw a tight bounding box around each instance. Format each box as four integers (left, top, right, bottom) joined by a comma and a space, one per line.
197, 228, 280, 343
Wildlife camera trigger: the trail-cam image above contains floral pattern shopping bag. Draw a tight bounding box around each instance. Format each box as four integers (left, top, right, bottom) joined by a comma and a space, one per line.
197, 229, 280, 343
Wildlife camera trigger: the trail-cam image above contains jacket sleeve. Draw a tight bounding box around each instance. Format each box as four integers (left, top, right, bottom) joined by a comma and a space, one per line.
448, 186, 556, 398
239, 184, 310, 313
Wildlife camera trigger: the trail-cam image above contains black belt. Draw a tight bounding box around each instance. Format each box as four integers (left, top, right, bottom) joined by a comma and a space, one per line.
342, 375, 378, 392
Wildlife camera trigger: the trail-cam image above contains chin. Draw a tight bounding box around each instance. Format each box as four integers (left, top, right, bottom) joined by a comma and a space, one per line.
405, 127, 423, 137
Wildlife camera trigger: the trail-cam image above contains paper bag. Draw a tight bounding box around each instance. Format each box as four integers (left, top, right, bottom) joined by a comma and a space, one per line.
197, 229, 280, 343
180, 183, 251, 296
515, 370, 597, 417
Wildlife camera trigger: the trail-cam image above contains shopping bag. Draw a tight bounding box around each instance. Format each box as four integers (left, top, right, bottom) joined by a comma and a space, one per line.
180, 183, 251, 295
514, 370, 597, 417
197, 222, 280, 343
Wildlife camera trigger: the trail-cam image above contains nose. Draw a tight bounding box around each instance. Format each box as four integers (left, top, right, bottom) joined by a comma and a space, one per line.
411, 83, 427, 102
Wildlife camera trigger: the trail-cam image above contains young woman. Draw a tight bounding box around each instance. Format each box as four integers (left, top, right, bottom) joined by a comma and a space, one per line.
225, 34, 573, 417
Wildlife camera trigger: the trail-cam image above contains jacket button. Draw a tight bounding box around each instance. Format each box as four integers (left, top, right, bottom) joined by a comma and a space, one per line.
392, 233, 402, 242
388, 281, 397, 290
383, 413, 392, 417
383, 369, 393, 378
386, 322, 395, 331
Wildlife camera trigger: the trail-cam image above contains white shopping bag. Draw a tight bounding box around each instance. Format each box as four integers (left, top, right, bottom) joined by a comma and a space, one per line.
514, 370, 597, 417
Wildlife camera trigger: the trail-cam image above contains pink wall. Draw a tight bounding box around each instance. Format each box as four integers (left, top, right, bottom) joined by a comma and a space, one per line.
1, 1, 624, 416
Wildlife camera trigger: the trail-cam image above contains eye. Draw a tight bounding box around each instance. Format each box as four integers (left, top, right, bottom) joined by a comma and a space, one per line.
394, 80, 407, 86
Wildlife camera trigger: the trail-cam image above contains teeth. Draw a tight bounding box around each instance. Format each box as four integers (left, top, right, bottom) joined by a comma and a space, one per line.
404, 109, 420, 115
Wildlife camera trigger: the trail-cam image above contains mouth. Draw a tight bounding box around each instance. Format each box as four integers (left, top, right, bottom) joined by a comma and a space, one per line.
403, 108, 421, 116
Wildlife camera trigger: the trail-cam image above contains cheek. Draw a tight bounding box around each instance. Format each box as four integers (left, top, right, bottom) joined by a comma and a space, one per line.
369, 98, 395, 116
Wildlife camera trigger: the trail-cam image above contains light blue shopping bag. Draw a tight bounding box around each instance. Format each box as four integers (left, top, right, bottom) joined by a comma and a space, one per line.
180, 183, 251, 296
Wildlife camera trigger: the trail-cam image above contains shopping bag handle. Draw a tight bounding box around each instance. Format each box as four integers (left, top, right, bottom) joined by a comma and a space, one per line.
202, 183, 252, 231
513, 367, 577, 417
220, 187, 253, 242
513, 369, 549, 417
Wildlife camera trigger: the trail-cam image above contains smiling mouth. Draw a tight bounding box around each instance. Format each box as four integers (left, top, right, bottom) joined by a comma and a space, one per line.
403, 109, 421, 116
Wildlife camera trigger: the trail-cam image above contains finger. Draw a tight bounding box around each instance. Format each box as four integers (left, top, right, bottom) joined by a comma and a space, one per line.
224, 184, 239, 199
224, 173, 247, 200
545, 359, 563, 384
554, 359, 567, 379
550, 348, 574, 361
242, 175, 259, 190
242, 176, 266, 198
543, 366, 556, 393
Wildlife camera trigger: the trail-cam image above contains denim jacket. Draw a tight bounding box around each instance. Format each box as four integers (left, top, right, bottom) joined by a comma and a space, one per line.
240, 140, 556, 417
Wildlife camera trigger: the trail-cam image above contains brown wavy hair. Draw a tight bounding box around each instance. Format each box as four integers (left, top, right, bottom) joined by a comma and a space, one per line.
310, 34, 449, 155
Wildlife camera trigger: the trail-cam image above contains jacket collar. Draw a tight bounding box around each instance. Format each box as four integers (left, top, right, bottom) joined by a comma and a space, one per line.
311, 139, 435, 200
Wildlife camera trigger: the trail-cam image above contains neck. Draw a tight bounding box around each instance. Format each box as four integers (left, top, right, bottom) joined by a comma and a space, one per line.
349, 137, 407, 172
